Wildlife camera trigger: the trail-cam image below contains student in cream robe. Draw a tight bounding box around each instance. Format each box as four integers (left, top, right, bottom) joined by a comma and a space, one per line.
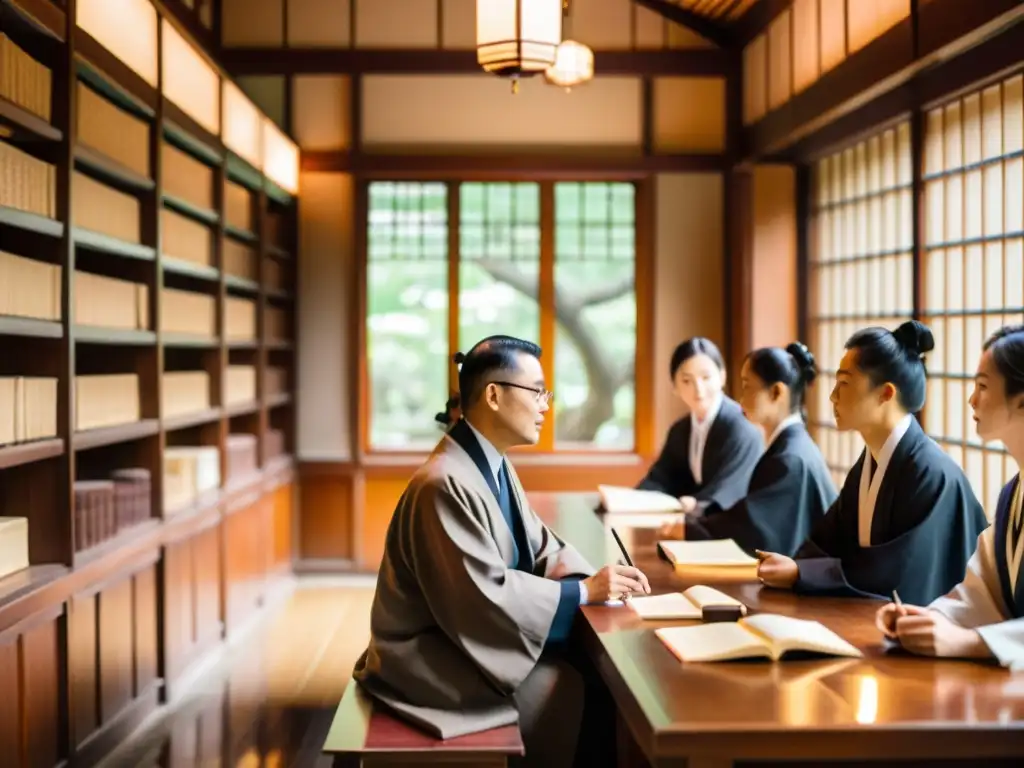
353, 335, 650, 768
668, 342, 838, 556
637, 337, 763, 517
875, 325, 1024, 669
757, 321, 988, 605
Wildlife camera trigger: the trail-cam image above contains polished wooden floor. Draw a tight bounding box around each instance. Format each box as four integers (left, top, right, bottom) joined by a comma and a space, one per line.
99, 577, 377, 768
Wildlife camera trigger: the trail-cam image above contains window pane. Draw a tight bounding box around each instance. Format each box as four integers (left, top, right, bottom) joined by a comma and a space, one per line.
366, 182, 449, 450
458, 182, 541, 355
554, 182, 636, 450
808, 124, 913, 476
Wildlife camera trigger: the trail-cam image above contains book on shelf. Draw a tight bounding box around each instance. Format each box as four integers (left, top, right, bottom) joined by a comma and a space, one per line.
597, 484, 682, 514
629, 585, 747, 620
655, 613, 863, 663
657, 539, 758, 567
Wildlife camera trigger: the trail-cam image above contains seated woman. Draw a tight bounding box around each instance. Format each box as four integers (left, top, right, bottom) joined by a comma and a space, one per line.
637, 337, 763, 517
676, 342, 838, 556
875, 325, 1023, 667
757, 320, 988, 606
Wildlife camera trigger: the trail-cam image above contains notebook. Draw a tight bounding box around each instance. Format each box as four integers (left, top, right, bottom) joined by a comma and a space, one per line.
597, 484, 682, 514
657, 539, 758, 567
629, 585, 746, 620
655, 613, 863, 662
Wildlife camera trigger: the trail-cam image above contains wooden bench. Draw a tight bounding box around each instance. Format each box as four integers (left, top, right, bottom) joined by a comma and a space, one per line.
323, 680, 525, 767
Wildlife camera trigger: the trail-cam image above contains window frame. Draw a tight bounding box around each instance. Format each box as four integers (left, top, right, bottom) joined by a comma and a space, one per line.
355, 175, 656, 461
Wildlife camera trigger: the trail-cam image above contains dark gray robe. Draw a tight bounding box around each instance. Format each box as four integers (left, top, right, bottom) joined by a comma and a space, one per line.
352, 423, 596, 739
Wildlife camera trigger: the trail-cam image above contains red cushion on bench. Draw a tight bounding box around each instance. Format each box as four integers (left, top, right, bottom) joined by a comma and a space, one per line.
364, 708, 523, 754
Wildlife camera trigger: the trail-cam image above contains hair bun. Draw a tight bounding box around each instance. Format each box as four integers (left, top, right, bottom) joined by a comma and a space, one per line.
892, 320, 935, 358
785, 341, 818, 384
452, 351, 465, 365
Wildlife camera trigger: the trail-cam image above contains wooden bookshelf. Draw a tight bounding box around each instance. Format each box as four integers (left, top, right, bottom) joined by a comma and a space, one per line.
0, 1, 298, 765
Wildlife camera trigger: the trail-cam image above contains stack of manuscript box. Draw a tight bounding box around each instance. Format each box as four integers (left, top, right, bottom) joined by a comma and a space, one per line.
111, 468, 151, 530
225, 434, 258, 483
223, 365, 256, 405
222, 240, 257, 282
224, 181, 253, 231
76, 82, 148, 179
162, 141, 213, 210
0, 517, 29, 580
0, 376, 58, 446
265, 306, 288, 342
0, 250, 61, 321
163, 446, 220, 513
225, 297, 256, 342
162, 370, 210, 419
161, 208, 212, 269
0, 33, 53, 120
71, 468, 151, 551
75, 374, 140, 431
264, 428, 285, 462
72, 171, 140, 242
161, 288, 215, 338
74, 270, 148, 330
265, 367, 288, 396
0, 141, 56, 219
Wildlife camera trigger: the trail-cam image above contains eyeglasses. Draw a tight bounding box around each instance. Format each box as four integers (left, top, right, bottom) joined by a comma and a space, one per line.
493, 381, 554, 404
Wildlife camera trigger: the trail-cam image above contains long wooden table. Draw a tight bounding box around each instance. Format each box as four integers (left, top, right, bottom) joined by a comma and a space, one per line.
533, 492, 1024, 768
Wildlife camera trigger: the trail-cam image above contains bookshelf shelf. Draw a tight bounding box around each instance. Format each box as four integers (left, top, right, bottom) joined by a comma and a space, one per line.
225, 275, 259, 294
0, 563, 68, 616
163, 408, 222, 432
74, 229, 157, 262
74, 145, 156, 194
265, 289, 293, 303
162, 258, 219, 283
266, 244, 290, 261
224, 401, 259, 418
163, 333, 220, 349
0, 315, 63, 339
0, 0, 65, 45
74, 419, 160, 451
162, 194, 219, 227
0, 206, 64, 238
0, 95, 61, 142
224, 224, 258, 244
74, 326, 157, 346
71, 517, 162, 570
266, 393, 292, 409
0, 437, 64, 471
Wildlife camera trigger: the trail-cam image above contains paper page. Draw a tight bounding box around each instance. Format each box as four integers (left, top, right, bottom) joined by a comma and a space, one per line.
629, 592, 702, 620
741, 614, 863, 659
659, 539, 758, 566
655, 623, 771, 663
598, 484, 682, 514
683, 585, 745, 611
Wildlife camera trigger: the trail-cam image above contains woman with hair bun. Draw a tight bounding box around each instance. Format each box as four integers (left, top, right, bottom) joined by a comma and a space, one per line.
669, 341, 838, 557
758, 320, 988, 606
874, 324, 1024, 667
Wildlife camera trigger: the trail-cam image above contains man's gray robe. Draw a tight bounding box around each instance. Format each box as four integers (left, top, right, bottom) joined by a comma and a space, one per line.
352, 428, 596, 739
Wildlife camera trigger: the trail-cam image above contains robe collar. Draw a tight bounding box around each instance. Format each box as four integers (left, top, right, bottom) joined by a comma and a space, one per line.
994, 475, 1024, 619
766, 413, 803, 450
857, 413, 915, 547
465, 419, 503, 487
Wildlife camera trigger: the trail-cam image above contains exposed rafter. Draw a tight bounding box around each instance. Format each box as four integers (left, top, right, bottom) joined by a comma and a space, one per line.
631, 0, 733, 47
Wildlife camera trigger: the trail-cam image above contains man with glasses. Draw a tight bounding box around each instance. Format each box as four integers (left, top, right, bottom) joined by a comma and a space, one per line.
353, 335, 648, 768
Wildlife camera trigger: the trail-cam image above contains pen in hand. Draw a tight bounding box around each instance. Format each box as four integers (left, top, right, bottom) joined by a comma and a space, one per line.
892, 589, 906, 617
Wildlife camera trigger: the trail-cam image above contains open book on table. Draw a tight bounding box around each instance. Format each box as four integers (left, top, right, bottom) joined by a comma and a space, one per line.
629, 585, 746, 620
655, 613, 863, 662
597, 484, 682, 514
657, 539, 757, 567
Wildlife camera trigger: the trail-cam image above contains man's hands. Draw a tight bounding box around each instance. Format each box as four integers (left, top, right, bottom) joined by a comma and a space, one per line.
755, 550, 799, 588
875, 603, 991, 659
583, 565, 651, 603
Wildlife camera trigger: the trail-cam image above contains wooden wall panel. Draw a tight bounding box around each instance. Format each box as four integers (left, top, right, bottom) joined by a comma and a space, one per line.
573, 0, 635, 50
223, 498, 268, 636
743, 35, 767, 125
653, 173, 724, 438
0, 610, 62, 767
441, 0, 475, 49
792, 0, 820, 94
768, 10, 793, 111
272, 483, 295, 571
848, 0, 911, 55
221, 0, 284, 47
76, 0, 159, 86
361, 75, 644, 148
653, 77, 726, 153
288, 0, 353, 47
751, 165, 798, 349
819, 0, 848, 74
297, 171, 355, 461
292, 76, 353, 150
298, 470, 356, 562
355, 0, 438, 48
237, 76, 287, 132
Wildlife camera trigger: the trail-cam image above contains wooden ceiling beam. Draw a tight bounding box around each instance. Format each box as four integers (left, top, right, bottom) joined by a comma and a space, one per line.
630, 0, 732, 48
219, 47, 731, 77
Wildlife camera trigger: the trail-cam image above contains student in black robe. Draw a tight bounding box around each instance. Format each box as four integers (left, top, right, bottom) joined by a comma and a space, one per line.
875, 325, 1024, 666
757, 320, 988, 606
637, 337, 763, 517
679, 342, 838, 556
